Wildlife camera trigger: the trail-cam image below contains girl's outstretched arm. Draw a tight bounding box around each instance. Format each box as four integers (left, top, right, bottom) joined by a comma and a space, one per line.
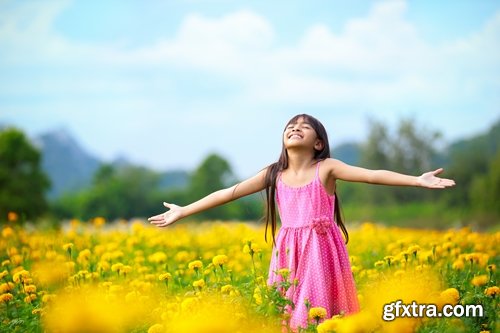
326, 159, 455, 188
148, 168, 268, 227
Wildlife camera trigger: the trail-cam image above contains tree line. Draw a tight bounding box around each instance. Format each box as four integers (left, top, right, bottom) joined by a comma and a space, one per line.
0, 118, 498, 227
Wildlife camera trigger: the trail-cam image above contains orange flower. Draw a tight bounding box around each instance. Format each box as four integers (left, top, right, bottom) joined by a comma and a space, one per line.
7, 212, 18, 222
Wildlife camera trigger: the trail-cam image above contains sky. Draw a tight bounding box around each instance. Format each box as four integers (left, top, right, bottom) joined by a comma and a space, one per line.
1, 0, 499, 179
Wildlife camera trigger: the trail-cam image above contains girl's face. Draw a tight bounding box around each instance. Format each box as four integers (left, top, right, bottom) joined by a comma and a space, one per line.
283, 117, 324, 151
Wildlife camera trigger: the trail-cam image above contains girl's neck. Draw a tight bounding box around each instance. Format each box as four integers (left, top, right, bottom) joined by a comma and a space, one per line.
286, 149, 316, 173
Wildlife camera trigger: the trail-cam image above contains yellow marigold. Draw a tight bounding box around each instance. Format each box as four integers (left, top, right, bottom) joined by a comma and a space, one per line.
374, 260, 385, 268
192, 279, 205, 288
13, 269, 29, 283
2, 260, 10, 267
121, 265, 132, 275
221, 284, 233, 293
148, 324, 164, 333
2, 227, 14, 238
484, 286, 499, 297
452, 259, 465, 270
111, 263, 124, 273
471, 275, 488, 287
253, 289, 262, 305
487, 264, 496, 272
278, 268, 290, 279
24, 284, 37, 293
308, 307, 327, 321
148, 252, 167, 264
188, 260, 203, 271
62, 243, 74, 253
212, 254, 228, 267
158, 273, 172, 281
24, 294, 36, 303
77, 249, 91, 262
93, 217, 106, 228
440, 288, 460, 305
408, 244, 421, 255
0, 270, 8, 279
0, 293, 14, 303
0, 282, 14, 293
317, 316, 341, 333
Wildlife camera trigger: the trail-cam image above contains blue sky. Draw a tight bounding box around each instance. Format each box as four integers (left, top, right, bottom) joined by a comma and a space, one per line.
1, 0, 499, 178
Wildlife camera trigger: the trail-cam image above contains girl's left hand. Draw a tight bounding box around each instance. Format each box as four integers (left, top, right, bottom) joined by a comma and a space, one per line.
417, 168, 456, 189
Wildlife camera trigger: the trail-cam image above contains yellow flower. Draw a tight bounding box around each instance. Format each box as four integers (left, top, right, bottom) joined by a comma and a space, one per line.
0, 270, 8, 279
484, 286, 499, 297
93, 216, 106, 228
212, 254, 228, 267
407, 244, 421, 255
452, 259, 465, 270
188, 260, 203, 271
278, 268, 290, 279
148, 252, 167, 264
158, 273, 172, 281
13, 269, 29, 283
24, 293, 36, 303
0, 282, 14, 293
440, 288, 460, 305
0, 293, 14, 303
24, 284, 37, 293
2, 227, 14, 238
147, 324, 164, 333
111, 263, 124, 273
308, 307, 327, 321
221, 284, 233, 293
374, 260, 385, 268
192, 279, 205, 288
62, 243, 74, 253
471, 275, 488, 287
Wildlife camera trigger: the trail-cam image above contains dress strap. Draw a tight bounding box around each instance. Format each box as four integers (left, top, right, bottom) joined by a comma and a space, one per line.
315, 160, 321, 178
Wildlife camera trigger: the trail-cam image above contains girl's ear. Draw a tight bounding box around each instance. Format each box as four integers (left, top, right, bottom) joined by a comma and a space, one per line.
314, 139, 324, 151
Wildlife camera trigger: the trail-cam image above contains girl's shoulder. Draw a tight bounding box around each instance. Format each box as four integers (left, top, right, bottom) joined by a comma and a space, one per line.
320, 158, 343, 171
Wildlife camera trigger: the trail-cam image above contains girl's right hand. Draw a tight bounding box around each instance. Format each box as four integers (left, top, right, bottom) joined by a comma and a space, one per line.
148, 202, 184, 227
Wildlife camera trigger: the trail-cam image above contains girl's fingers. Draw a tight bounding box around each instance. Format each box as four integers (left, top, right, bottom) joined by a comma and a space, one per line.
432, 168, 444, 176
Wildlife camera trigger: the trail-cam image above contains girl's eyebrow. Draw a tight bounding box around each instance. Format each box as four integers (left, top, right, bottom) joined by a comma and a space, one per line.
287, 121, 312, 127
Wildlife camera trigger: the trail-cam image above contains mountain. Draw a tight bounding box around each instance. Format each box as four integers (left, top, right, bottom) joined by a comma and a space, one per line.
331, 142, 361, 165
34, 129, 101, 198
34, 129, 189, 198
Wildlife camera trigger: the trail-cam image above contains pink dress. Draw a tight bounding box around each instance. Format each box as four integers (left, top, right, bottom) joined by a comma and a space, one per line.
267, 161, 360, 330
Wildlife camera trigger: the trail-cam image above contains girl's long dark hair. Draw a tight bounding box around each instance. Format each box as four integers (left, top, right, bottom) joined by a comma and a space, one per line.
264, 114, 349, 245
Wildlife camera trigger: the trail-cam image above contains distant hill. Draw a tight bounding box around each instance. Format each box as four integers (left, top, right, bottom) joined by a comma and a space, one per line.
34, 129, 189, 199
331, 142, 361, 165
34, 129, 101, 198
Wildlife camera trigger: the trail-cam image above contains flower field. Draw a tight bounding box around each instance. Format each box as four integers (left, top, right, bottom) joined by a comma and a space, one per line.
0, 218, 498, 333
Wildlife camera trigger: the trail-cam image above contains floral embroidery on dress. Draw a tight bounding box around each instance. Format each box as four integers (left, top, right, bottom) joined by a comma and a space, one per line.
310, 216, 332, 235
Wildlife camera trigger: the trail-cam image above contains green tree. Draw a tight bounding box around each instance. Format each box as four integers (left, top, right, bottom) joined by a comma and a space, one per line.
469, 149, 500, 222
0, 128, 50, 220
53, 164, 164, 220
359, 117, 441, 203
187, 153, 238, 220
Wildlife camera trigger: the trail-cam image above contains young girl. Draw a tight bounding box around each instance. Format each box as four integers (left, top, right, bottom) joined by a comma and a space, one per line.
148, 114, 455, 330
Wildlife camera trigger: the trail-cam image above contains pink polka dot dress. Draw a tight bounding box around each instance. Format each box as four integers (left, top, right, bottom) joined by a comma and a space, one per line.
267, 161, 360, 330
